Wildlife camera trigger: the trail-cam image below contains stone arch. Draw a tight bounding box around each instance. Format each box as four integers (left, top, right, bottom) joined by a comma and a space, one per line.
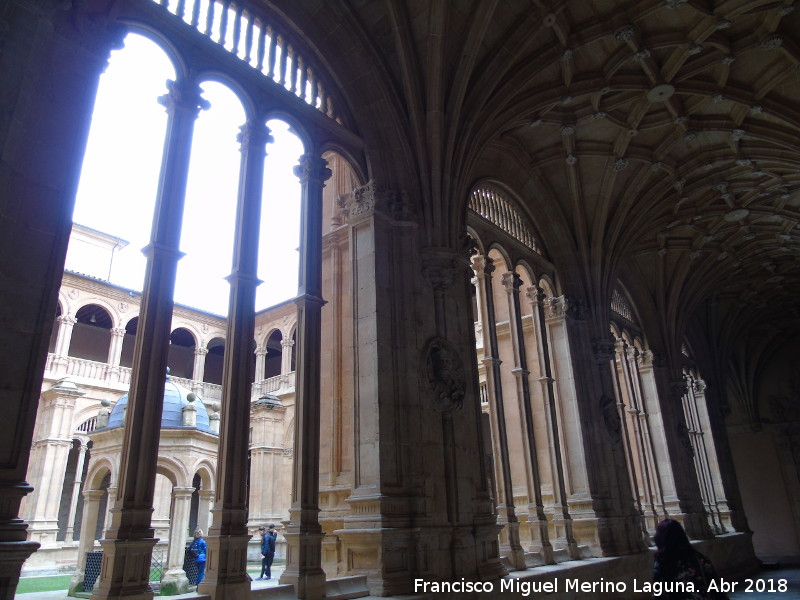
68, 304, 114, 362
263, 329, 283, 379
120, 316, 139, 368
168, 327, 197, 379
203, 337, 225, 385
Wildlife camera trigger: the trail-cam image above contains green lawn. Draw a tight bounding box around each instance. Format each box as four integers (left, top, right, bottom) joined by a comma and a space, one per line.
16, 575, 72, 594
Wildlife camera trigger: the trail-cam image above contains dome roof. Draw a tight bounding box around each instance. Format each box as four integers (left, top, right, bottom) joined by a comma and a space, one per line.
103, 378, 214, 433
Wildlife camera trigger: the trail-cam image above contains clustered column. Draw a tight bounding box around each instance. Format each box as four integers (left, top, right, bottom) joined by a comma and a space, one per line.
470, 255, 526, 570
91, 77, 207, 600
500, 272, 553, 563
201, 118, 270, 600
280, 153, 330, 599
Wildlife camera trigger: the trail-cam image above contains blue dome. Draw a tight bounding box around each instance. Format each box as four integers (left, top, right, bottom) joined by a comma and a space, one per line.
104, 378, 213, 433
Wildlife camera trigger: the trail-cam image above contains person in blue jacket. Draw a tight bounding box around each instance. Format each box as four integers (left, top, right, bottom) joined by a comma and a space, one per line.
256, 524, 277, 580
189, 528, 208, 585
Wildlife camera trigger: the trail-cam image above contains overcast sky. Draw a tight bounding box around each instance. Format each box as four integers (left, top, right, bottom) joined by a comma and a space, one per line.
72, 32, 304, 316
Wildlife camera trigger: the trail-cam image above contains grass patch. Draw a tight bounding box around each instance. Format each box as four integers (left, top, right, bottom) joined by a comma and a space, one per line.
17, 575, 72, 594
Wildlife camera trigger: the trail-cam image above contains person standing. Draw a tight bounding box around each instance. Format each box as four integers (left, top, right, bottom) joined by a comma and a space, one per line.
257, 524, 276, 580
189, 528, 208, 585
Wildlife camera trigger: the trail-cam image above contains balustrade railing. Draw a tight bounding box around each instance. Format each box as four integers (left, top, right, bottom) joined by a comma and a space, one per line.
153, 0, 341, 123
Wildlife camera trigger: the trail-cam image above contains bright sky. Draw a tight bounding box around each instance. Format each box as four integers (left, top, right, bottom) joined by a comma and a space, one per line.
72, 32, 304, 316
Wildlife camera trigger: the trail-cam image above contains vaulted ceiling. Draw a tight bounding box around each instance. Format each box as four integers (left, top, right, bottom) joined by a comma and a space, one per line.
269, 0, 799, 350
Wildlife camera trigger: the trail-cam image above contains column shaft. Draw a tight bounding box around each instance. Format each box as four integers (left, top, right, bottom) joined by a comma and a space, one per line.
65, 441, 90, 543
161, 488, 193, 595
201, 119, 269, 600
92, 78, 207, 600
471, 257, 525, 569
280, 153, 330, 599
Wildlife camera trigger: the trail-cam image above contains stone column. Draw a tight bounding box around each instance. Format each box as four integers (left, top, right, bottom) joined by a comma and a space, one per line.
526, 287, 579, 558
53, 315, 79, 372
649, 363, 713, 540
192, 347, 208, 386
201, 119, 270, 600
636, 350, 680, 516
25, 379, 85, 546
106, 327, 127, 378
161, 487, 193, 595
254, 347, 267, 385
280, 153, 330, 600
197, 490, 215, 536
471, 258, 525, 569
501, 272, 553, 563
65, 439, 91, 543
69, 489, 106, 596
92, 78, 208, 600
280, 338, 295, 378
249, 399, 288, 525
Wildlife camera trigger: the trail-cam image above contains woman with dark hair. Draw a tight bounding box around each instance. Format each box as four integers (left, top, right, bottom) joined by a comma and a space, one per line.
653, 519, 729, 599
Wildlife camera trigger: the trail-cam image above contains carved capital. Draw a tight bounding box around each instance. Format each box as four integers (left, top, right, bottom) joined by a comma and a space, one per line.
194, 347, 209, 356
110, 327, 127, 337
341, 180, 414, 223
693, 378, 707, 394
293, 153, 332, 186
500, 272, 522, 294
544, 295, 567, 320
158, 79, 210, 116
639, 349, 654, 367
57, 315, 78, 326
525, 286, 545, 306
237, 119, 272, 154
281, 338, 295, 348
470, 254, 486, 277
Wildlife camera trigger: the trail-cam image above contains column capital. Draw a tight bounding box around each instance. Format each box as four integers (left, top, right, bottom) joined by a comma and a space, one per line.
500, 271, 522, 293
670, 378, 689, 400
157, 78, 210, 116
110, 327, 126, 337
525, 285, 545, 306
58, 315, 78, 326
470, 253, 486, 277
293, 153, 332, 186
236, 119, 272, 154
340, 179, 414, 223
194, 347, 209, 356
280, 338, 295, 348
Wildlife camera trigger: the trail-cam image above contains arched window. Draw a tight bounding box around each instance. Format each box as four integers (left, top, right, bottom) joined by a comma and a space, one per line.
263, 330, 283, 379
203, 338, 225, 385
68, 304, 113, 362
168, 328, 196, 379
119, 317, 138, 368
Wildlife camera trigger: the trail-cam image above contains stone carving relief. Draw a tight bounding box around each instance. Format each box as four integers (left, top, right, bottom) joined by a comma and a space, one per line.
677, 423, 694, 458
423, 337, 466, 413
341, 180, 415, 223
421, 249, 462, 291
600, 394, 623, 448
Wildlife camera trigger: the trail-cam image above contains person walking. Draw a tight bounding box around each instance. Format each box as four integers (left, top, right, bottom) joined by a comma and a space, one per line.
189, 528, 208, 586
257, 524, 277, 580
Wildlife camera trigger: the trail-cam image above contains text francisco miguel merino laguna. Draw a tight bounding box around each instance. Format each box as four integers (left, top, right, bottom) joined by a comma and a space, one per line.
414, 577, 713, 596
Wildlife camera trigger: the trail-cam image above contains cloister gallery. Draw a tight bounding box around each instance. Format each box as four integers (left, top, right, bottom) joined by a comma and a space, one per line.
2, 1, 799, 600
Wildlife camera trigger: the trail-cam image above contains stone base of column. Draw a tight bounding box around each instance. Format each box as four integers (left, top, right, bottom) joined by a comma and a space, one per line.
681, 510, 714, 540
502, 521, 529, 570
90, 537, 158, 600
198, 533, 251, 600
25, 522, 60, 547
279, 529, 326, 600
596, 514, 648, 556
0, 540, 40, 600
549, 514, 581, 560
159, 568, 189, 596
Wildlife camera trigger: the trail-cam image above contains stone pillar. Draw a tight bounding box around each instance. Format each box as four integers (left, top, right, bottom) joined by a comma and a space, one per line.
65, 439, 91, 543
25, 379, 85, 546
279, 152, 330, 600
650, 363, 713, 540
201, 119, 270, 600
192, 347, 208, 385
542, 297, 598, 548
53, 315, 79, 371
526, 287, 579, 558
106, 327, 127, 378
161, 487, 193, 595
0, 4, 125, 597
69, 489, 106, 596
254, 347, 267, 384
471, 258, 525, 569
92, 77, 208, 600
280, 338, 295, 377
249, 398, 288, 525
197, 490, 215, 536
500, 272, 553, 563
635, 351, 676, 519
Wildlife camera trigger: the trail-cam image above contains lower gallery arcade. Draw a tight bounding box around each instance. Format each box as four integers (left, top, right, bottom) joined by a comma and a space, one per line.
3, 1, 800, 600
